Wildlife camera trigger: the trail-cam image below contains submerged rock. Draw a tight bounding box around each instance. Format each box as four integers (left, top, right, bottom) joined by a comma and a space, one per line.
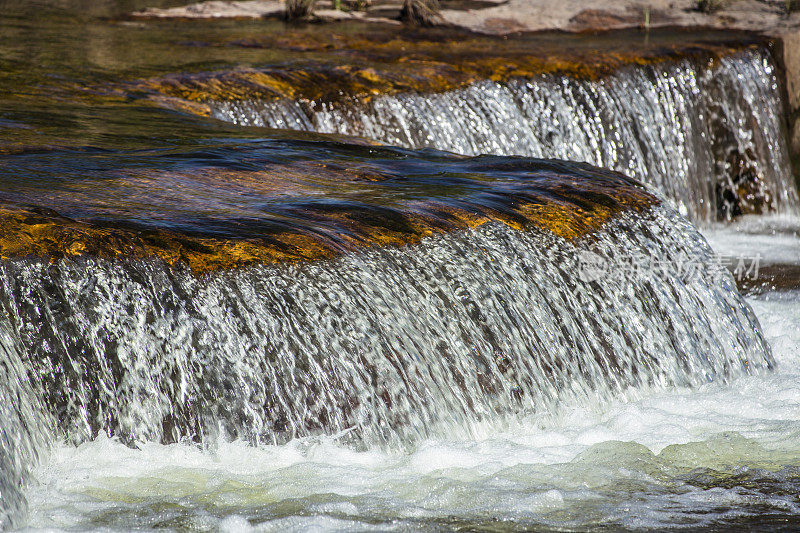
123, 29, 765, 109
0, 148, 657, 273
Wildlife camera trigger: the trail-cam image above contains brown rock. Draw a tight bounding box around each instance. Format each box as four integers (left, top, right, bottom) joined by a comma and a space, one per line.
569, 9, 639, 31
0, 159, 658, 274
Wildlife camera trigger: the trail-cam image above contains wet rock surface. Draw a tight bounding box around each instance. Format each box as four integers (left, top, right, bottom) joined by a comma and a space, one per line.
127, 0, 800, 158
0, 145, 657, 273
119, 28, 768, 108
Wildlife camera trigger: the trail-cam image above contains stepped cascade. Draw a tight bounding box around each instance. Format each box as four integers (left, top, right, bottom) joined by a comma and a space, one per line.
201, 50, 798, 223
0, 148, 774, 527
1, 12, 799, 529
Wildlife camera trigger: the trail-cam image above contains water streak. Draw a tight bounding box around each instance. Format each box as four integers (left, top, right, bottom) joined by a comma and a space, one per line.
0, 313, 50, 529
0, 206, 769, 454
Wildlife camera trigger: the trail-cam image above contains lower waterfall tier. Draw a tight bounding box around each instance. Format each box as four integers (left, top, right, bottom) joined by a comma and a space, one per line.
0, 199, 772, 525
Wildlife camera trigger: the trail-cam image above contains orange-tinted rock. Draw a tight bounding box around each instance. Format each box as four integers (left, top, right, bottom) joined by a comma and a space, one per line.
112, 29, 769, 111
0, 157, 659, 274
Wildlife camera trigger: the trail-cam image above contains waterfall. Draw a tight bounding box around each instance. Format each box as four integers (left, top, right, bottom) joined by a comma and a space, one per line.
2, 44, 791, 527
0, 199, 773, 525
209, 49, 798, 223
0, 315, 50, 529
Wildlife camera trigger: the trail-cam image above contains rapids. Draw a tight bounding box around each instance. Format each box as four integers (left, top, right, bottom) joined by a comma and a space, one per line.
1, 4, 799, 530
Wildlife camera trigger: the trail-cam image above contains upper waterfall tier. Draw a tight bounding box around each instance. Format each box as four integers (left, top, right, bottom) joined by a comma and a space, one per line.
124, 34, 797, 224
9, 21, 795, 225
203, 50, 797, 223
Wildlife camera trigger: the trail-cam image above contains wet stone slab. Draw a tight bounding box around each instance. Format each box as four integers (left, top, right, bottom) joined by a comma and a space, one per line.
0, 142, 657, 273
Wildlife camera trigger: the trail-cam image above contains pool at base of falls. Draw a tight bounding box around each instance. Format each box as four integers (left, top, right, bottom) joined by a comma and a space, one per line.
20, 293, 800, 532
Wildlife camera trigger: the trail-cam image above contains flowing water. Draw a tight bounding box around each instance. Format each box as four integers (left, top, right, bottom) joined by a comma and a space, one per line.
19, 290, 800, 532
0, 204, 773, 524
209, 49, 799, 224
2, 3, 800, 531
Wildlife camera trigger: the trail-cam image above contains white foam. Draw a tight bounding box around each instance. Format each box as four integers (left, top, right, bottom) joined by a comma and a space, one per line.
20, 292, 800, 531
702, 214, 800, 265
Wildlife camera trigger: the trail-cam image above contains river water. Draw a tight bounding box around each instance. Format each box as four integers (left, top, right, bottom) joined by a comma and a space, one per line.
2, 2, 800, 531
20, 289, 800, 531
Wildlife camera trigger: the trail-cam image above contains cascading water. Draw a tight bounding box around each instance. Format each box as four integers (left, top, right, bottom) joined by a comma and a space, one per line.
0, 318, 49, 529
210, 49, 799, 224
2, 9, 799, 528
0, 199, 773, 526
